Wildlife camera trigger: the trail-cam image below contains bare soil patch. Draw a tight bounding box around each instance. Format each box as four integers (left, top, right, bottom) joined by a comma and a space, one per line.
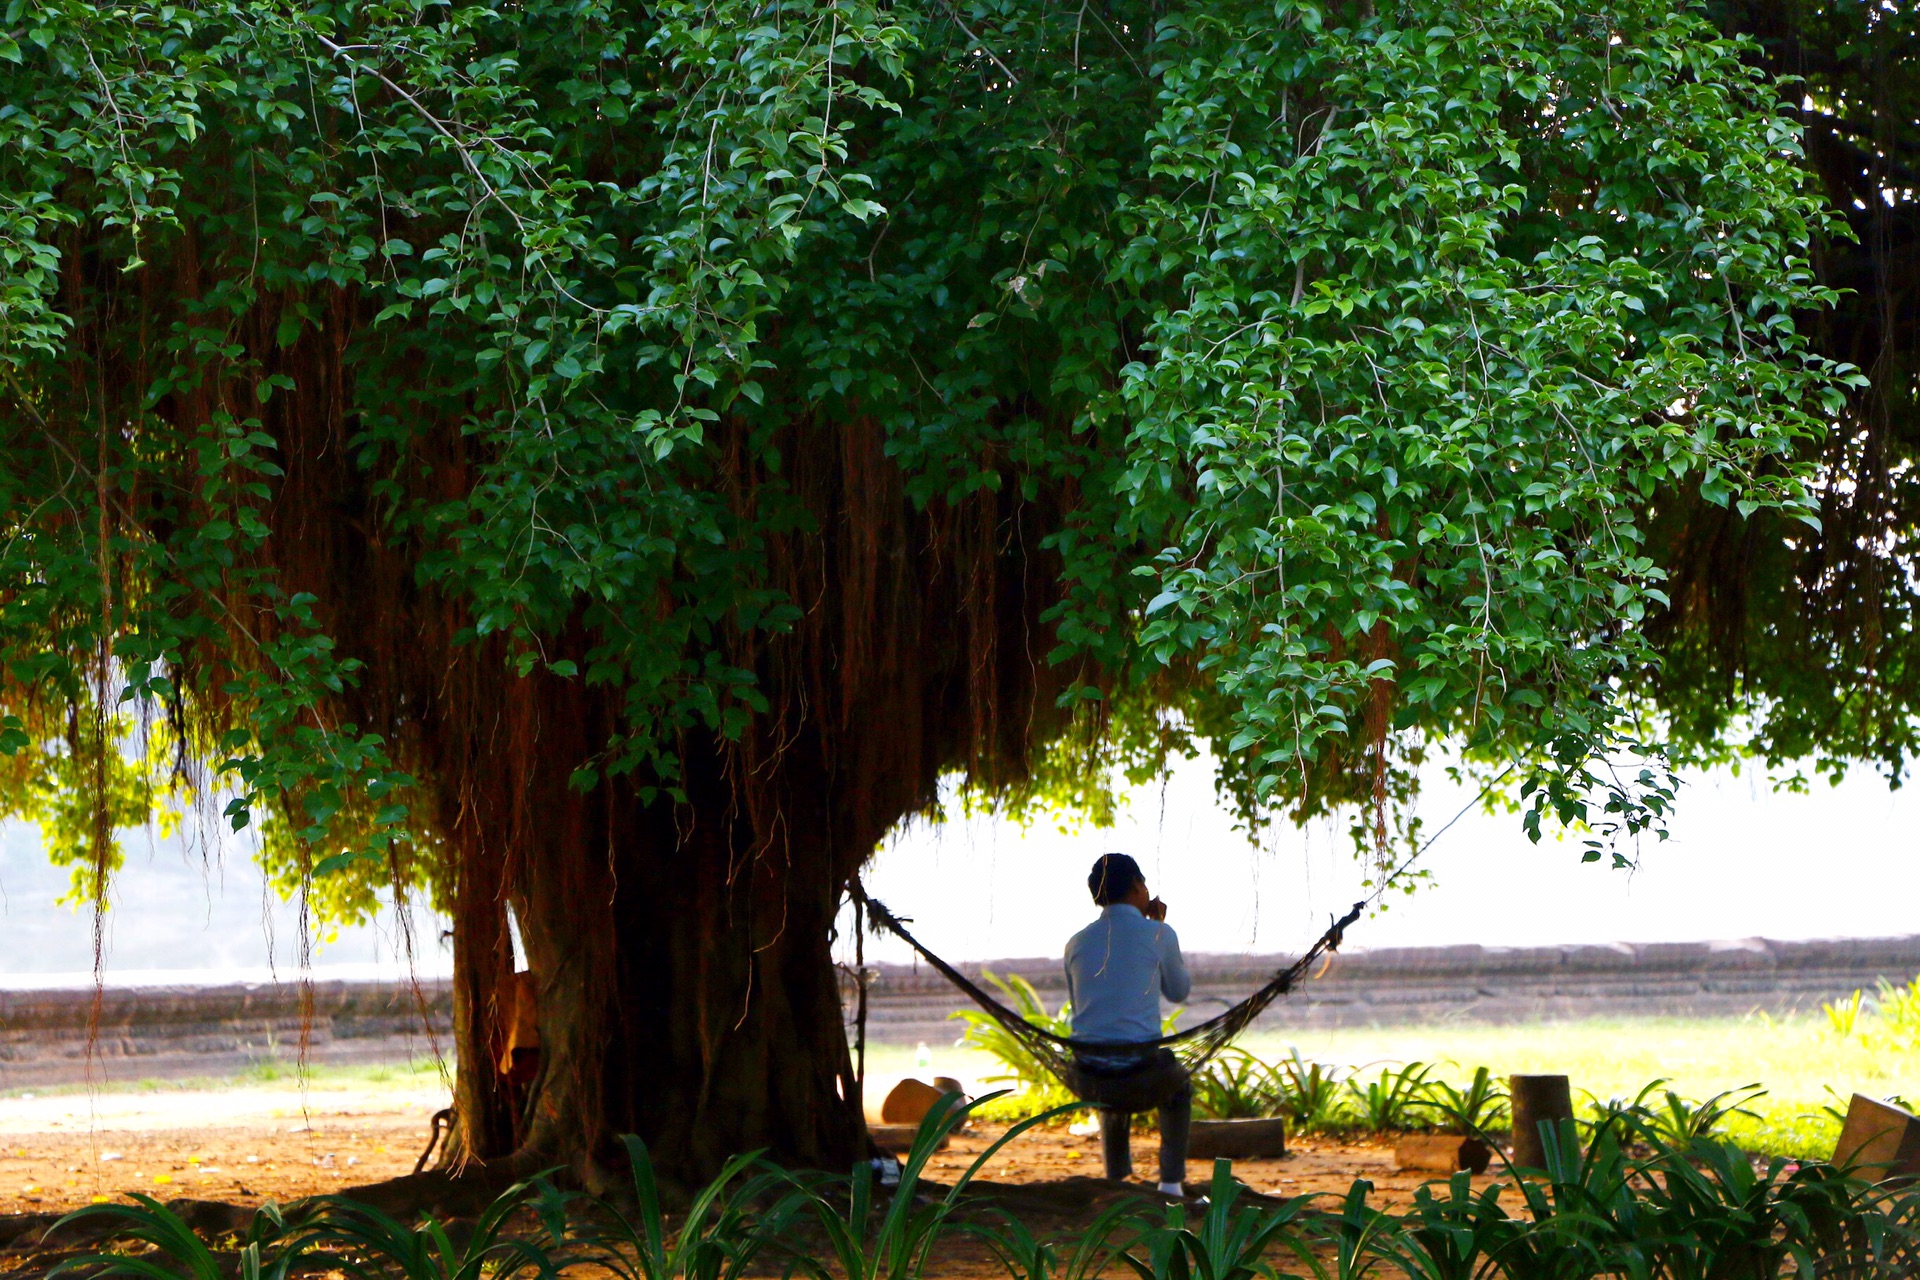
0, 1089, 1494, 1279
929, 1122, 1494, 1213
0, 1086, 448, 1215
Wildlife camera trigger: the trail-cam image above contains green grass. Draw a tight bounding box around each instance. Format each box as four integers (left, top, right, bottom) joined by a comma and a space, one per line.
860, 1009, 1920, 1158
1239, 1012, 1920, 1157
7, 1012, 1910, 1164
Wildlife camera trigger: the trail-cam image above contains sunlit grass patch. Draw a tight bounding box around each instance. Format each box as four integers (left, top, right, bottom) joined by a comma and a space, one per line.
0, 1057, 447, 1100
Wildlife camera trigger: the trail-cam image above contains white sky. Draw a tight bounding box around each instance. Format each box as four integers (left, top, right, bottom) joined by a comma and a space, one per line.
852, 753, 1920, 965
0, 818, 442, 981
0, 753, 1914, 981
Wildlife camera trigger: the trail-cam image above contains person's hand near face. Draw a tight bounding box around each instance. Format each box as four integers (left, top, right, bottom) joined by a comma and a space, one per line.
1124, 879, 1167, 922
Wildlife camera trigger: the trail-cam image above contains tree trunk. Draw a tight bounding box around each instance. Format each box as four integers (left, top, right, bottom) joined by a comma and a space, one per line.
439, 655, 908, 1184
516, 726, 870, 1181
261, 382, 1068, 1184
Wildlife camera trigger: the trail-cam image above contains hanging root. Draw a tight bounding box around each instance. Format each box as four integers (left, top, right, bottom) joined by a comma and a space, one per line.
415, 1107, 455, 1174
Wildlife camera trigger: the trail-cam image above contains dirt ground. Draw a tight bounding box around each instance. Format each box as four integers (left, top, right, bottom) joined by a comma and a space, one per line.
0, 1084, 1491, 1221
0, 1085, 449, 1215
929, 1123, 1490, 1212
0, 1088, 1520, 1280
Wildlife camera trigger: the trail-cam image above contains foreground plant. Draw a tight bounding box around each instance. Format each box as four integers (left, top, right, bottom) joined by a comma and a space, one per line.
790, 1091, 1076, 1280
1390, 1172, 1519, 1280
581, 1138, 798, 1280
1118, 1160, 1315, 1280
293, 1176, 576, 1280
981, 1198, 1145, 1280
47, 1197, 307, 1280
35, 1099, 1920, 1280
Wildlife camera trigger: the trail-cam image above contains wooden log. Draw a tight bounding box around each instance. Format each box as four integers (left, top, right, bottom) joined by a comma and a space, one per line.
1834, 1094, 1920, 1180
1188, 1117, 1287, 1159
1394, 1133, 1493, 1175
881, 1077, 950, 1124
1509, 1074, 1574, 1171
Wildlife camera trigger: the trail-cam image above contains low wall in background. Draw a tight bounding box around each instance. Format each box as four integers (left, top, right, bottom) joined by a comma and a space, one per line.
850, 935, 1920, 1046
0, 979, 454, 1088
6, 936, 1919, 1087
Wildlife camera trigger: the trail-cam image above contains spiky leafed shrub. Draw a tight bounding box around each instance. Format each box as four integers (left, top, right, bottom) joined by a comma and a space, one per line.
40, 1089, 1920, 1280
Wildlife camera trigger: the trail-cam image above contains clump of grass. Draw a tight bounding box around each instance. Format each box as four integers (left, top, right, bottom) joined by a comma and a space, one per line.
1239, 1000, 1920, 1157
1417, 1065, 1509, 1135
949, 972, 1073, 1098
1273, 1050, 1345, 1130
969, 1086, 1079, 1125
1343, 1061, 1437, 1133
1189, 1048, 1284, 1120
940, 979, 1920, 1158
1826, 989, 1869, 1038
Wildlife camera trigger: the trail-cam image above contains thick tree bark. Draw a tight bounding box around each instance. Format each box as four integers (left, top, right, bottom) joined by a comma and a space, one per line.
509, 719, 873, 1180
118, 183, 1080, 1186
302, 416, 1079, 1184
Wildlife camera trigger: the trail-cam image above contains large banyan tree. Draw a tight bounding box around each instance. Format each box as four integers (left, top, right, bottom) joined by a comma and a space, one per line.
0, 0, 1865, 1183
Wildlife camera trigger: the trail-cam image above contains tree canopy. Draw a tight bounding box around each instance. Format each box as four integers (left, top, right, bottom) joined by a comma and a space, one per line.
0, 0, 1879, 1174
1653, 0, 1918, 784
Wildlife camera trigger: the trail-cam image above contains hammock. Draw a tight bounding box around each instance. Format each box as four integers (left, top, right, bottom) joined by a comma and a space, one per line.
858, 891, 1365, 1087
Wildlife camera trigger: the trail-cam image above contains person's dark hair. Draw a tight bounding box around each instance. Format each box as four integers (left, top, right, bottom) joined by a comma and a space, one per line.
1088, 853, 1145, 906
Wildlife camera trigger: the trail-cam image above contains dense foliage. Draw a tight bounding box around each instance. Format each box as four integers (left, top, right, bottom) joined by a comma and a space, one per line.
1656, 0, 1919, 782
0, 0, 1853, 920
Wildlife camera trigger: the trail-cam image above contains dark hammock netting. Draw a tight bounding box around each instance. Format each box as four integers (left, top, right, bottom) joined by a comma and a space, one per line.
858, 891, 1366, 1087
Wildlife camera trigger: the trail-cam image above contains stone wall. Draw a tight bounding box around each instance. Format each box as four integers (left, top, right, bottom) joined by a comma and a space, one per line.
6, 935, 1919, 1086
0, 979, 453, 1088
850, 935, 1920, 1046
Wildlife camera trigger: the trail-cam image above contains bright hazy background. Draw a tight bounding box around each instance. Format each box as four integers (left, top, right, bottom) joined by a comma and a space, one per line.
0, 754, 1914, 982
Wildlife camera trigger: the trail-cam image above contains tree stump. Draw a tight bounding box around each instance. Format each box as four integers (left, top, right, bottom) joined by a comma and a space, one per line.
1509, 1075, 1574, 1171
1394, 1133, 1493, 1174
1834, 1094, 1920, 1180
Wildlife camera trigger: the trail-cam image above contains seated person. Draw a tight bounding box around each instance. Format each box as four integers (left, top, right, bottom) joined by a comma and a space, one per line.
1063, 853, 1192, 1196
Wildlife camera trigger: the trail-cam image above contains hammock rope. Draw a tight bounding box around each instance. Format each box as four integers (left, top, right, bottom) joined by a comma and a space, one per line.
853, 763, 1517, 1095
858, 888, 1364, 1082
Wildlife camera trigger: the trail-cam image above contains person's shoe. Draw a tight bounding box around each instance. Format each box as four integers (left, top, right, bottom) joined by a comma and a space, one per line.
1157, 1181, 1184, 1198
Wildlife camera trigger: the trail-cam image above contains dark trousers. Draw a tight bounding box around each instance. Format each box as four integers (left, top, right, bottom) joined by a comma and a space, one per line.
1065, 1047, 1191, 1185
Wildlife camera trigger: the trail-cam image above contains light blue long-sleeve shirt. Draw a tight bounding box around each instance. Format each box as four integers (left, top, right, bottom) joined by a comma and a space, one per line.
1064, 904, 1191, 1045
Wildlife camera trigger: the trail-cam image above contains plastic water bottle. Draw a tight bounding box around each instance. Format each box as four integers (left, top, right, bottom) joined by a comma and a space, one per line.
915, 1041, 931, 1071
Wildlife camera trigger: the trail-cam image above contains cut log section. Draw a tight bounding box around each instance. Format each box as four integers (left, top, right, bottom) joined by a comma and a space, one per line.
1188, 1117, 1287, 1159
1834, 1094, 1920, 1180
881, 1077, 952, 1124
1394, 1133, 1493, 1175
